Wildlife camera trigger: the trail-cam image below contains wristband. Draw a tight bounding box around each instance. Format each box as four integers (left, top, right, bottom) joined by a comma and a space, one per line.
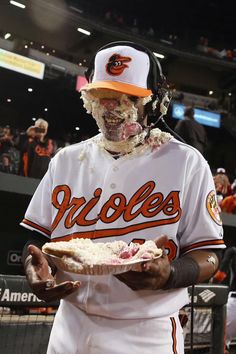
163, 257, 200, 289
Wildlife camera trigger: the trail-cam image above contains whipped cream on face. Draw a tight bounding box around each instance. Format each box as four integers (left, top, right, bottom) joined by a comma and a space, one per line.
94, 128, 172, 156
95, 130, 148, 155
81, 91, 138, 127
81, 91, 151, 123
81, 90, 171, 156
81, 91, 151, 144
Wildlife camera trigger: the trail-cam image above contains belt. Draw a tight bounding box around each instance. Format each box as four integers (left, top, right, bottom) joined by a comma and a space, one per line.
230, 292, 236, 298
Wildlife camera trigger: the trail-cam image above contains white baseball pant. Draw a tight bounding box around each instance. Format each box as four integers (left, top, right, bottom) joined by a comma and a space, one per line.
47, 300, 184, 354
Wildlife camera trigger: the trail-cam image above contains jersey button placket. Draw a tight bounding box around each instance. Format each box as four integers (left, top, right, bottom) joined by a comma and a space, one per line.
110, 162, 119, 189
95, 162, 120, 228
112, 166, 119, 172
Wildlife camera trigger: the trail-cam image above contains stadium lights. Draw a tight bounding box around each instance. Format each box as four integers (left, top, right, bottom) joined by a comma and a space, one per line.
4, 33, 11, 39
153, 52, 165, 59
77, 28, 91, 36
9, 1, 26, 9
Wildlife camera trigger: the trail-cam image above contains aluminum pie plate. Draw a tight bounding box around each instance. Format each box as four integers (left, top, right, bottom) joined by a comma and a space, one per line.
43, 251, 162, 275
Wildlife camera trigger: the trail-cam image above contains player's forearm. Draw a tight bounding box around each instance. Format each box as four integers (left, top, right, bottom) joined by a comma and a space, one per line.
163, 249, 219, 289
185, 250, 219, 283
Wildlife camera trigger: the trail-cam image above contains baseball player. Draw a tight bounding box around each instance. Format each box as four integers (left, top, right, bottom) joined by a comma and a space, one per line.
21, 41, 225, 354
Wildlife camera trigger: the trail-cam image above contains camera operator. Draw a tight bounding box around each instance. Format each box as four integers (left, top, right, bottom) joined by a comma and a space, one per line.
26, 118, 55, 179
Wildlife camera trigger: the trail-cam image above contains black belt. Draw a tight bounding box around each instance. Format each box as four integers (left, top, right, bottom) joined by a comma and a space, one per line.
231, 293, 236, 298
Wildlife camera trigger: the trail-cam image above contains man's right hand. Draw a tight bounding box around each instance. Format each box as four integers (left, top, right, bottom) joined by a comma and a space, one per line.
24, 245, 80, 303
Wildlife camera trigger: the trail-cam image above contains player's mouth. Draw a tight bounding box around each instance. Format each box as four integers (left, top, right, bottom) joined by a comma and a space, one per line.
103, 113, 125, 128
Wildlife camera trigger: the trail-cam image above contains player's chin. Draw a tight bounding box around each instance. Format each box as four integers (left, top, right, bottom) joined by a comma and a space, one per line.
103, 123, 124, 141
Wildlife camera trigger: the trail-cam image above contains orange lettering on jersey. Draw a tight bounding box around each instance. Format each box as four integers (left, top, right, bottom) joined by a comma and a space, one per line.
51, 185, 72, 231
99, 193, 126, 223
73, 188, 102, 226
162, 191, 182, 216
124, 181, 156, 221
65, 196, 86, 228
141, 192, 164, 217
165, 240, 178, 261
51, 181, 182, 235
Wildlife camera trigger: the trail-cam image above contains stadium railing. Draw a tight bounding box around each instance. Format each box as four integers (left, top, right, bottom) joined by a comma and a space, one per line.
0, 275, 229, 354
184, 283, 229, 354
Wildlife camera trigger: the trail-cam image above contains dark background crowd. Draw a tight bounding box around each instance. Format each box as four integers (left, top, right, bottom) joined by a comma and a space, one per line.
0, 119, 91, 179
0, 1, 236, 352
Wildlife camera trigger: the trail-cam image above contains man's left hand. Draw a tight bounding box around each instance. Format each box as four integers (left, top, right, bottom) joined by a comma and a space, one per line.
115, 235, 171, 290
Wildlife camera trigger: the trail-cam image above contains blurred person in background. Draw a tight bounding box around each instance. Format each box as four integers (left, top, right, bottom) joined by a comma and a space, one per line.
220, 192, 236, 214
213, 167, 233, 206
55, 131, 72, 151
174, 106, 207, 155
17, 125, 36, 176
26, 118, 56, 179
0, 125, 15, 173
230, 178, 236, 194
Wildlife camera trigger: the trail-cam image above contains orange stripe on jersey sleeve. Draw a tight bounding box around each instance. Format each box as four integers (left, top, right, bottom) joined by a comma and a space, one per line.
180, 239, 225, 255
21, 218, 51, 236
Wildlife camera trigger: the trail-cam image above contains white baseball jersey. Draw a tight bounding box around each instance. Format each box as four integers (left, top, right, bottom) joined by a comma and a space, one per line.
21, 134, 224, 319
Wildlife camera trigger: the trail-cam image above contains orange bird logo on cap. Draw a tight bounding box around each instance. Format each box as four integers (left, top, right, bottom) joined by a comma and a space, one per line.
106, 54, 131, 76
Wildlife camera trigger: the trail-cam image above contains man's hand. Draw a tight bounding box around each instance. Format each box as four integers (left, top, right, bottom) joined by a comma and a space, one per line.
24, 245, 80, 302
116, 235, 171, 290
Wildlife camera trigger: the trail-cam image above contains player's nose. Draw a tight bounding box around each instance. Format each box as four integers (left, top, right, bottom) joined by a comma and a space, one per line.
100, 98, 119, 110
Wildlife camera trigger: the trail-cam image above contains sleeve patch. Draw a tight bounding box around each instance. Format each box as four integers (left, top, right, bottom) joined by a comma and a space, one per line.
206, 190, 222, 226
